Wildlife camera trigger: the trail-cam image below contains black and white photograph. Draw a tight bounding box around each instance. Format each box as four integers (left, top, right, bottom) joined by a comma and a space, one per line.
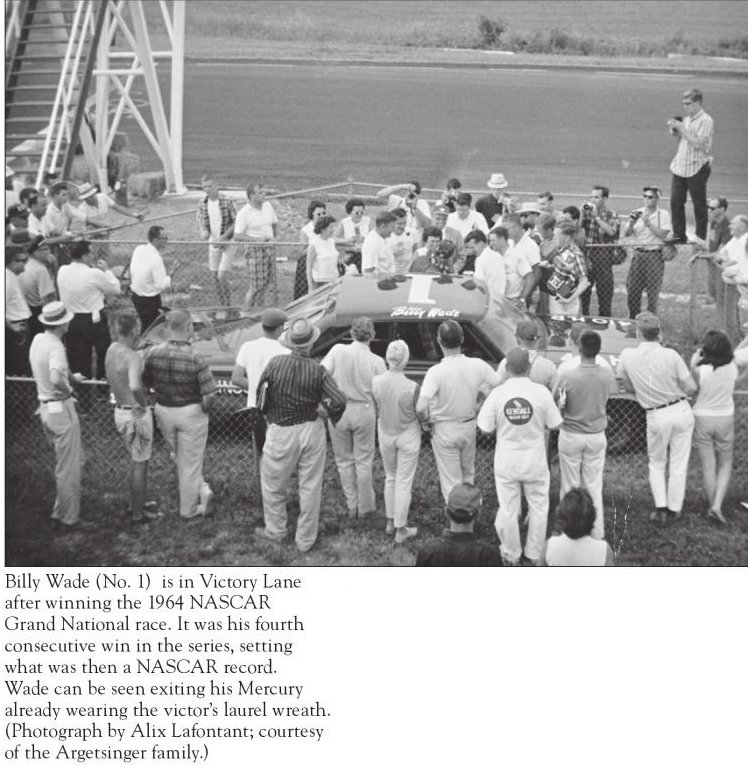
5, 0, 748, 569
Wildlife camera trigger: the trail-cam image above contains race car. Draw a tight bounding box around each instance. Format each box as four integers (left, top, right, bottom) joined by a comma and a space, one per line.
138, 274, 645, 450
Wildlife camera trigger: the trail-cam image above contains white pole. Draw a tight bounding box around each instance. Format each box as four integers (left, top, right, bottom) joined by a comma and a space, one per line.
169, 1, 186, 193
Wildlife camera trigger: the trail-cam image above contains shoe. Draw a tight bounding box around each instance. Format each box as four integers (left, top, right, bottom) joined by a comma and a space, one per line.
394, 526, 417, 544
347, 508, 358, 519
740, 502, 748, 511
385, 519, 395, 536
667, 509, 683, 524
198, 487, 214, 517
132, 508, 162, 523
708, 509, 727, 526
254, 526, 285, 543
359, 510, 376, 519
296, 541, 315, 553
649, 509, 668, 526
182, 510, 203, 520
663, 233, 687, 245
520, 554, 538, 567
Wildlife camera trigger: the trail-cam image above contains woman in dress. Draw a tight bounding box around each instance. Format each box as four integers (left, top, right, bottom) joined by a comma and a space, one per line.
305, 215, 340, 291
334, 197, 371, 274
690, 330, 740, 524
293, 199, 326, 299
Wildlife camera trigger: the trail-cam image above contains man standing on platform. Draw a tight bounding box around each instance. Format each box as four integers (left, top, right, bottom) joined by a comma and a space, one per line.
665, 87, 714, 245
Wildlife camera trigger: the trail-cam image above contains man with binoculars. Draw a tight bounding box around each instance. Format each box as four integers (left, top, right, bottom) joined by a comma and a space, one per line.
623, 186, 672, 318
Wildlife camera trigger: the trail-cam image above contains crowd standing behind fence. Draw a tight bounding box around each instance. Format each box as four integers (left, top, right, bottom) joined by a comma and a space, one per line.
6, 172, 745, 564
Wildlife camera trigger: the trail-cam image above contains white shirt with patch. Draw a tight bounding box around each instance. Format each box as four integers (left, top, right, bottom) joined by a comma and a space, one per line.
477, 376, 562, 452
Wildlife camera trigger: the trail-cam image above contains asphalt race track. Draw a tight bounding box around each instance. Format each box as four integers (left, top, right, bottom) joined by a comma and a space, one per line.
137, 62, 748, 200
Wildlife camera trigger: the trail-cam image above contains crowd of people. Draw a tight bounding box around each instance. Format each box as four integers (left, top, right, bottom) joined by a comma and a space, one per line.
5, 86, 748, 565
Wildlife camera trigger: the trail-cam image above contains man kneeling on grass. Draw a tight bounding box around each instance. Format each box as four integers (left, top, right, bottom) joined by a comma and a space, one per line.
105, 310, 161, 524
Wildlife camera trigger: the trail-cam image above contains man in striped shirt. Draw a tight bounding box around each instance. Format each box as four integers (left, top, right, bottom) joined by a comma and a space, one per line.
666, 87, 714, 244
256, 317, 347, 552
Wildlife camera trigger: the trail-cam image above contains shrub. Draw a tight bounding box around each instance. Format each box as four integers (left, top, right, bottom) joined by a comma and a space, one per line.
477, 15, 507, 49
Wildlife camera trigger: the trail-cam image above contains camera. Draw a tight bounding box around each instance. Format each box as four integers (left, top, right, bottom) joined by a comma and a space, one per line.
670, 115, 683, 136
582, 202, 594, 213
630, 210, 641, 220
406, 192, 417, 202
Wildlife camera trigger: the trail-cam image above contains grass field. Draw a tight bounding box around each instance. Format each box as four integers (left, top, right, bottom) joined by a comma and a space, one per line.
141, 1, 748, 62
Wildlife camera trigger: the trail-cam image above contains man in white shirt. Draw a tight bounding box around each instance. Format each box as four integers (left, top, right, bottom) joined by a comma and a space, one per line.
196, 174, 237, 307
233, 183, 279, 309
57, 239, 121, 408
501, 213, 541, 309
616, 312, 697, 524
446, 193, 490, 243
478, 347, 563, 566
717, 215, 748, 326
361, 211, 397, 275
231, 307, 289, 456
41, 182, 88, 263
488, 225, 533, 308
464, 229, 506, 302
29, 301, 84, 527
322, 317, 386, 519
129, 225, 171, 331
416, 320, 501, 504
5, 247, 32, 375
26, 192, 47, 239
386, 207, 417, 273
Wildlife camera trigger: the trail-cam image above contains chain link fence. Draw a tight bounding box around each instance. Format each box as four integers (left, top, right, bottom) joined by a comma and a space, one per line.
7, 187, 748, 562
5, 377, 747, 548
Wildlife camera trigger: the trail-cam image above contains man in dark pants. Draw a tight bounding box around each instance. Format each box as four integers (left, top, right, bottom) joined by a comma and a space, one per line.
580, 185, 620, 317
129, 225, 170, 332
665, 87, 714, 245
56, 240, 121, 408
415, 483, 502, 567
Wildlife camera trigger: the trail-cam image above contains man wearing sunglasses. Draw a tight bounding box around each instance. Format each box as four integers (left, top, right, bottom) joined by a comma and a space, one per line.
623, 186, 672, 317
666, 88, 714, 245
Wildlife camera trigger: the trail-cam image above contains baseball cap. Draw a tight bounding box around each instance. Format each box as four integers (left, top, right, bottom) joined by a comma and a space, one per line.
261, 307, 288, 328
635, 311, 660, 335
447, 483, 482, 520
504, 346, 531, 375
515, 319, 539, 341
432, 203, 449, 217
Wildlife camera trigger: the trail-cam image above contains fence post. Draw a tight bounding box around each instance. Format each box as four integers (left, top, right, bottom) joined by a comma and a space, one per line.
689, 257, 698, 343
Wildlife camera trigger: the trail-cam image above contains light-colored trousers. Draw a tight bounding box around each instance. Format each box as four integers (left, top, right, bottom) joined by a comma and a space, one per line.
558, 429, 607, 539
645, 400, 694, 512
378, 423, 421, 528
154, 403, 209, 518
493, 445, 550, 562
431, 419, 477, 504
40, 398, 82, 525
261, 419, 326, 551
329, 402, 376, 514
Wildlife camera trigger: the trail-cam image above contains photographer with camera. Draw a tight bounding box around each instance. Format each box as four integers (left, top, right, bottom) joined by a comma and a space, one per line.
623, 186, 672, 318
376, 180, 432, 243
580, 185, 620, 317
437, 177, 462, 213
665, 88, 714, 245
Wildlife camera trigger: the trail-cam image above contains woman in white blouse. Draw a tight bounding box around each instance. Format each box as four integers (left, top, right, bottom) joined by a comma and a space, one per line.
293, 199, 326, 299
306, 215, 340, 291
690, 330, 741, 524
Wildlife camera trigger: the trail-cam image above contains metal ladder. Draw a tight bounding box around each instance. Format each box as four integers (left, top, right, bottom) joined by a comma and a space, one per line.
5, 0, 105, 189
